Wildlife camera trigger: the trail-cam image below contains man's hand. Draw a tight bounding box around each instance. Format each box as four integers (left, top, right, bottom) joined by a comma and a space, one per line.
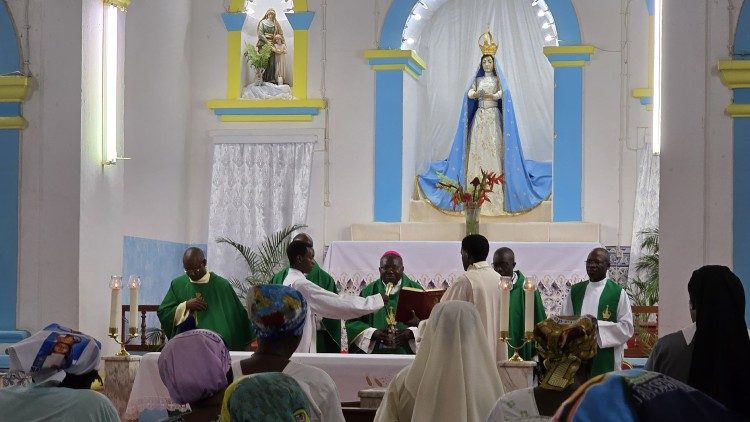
373, 329, 395, 348
186, 297, 207, 312
405, 310, 421, 327
394, 329, 415, 348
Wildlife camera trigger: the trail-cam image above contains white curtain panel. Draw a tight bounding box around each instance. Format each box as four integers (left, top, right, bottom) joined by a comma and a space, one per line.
207, 142, 314, 282
627, 144, 660, 281
413, 0, 555, 173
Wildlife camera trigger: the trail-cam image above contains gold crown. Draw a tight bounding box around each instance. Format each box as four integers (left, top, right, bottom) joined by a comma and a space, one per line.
478, 30, 498, 55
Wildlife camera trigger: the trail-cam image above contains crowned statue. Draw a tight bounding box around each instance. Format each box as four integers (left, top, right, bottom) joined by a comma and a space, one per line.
256, 8, 285, 83
418, 30, 552, 216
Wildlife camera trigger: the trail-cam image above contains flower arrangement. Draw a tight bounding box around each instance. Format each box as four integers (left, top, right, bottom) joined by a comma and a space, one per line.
437, 169, 505, 209
244, 42, 273, 69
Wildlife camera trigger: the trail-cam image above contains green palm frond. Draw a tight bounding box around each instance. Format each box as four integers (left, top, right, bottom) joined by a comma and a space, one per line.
216, 236, 261, 269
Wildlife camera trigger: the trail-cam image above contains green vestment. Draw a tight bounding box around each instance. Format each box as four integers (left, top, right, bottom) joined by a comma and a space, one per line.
345, 275, 424, 355
570, 279, 622, 376
508, 270, 548, 361
270, 263, 342, 353
157, 273, 254, 351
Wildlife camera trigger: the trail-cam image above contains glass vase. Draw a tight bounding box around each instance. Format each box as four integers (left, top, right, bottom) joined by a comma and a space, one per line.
464, 201, 480, 235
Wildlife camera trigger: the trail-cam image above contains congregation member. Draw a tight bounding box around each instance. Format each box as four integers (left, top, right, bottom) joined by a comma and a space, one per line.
1, 324, 118, 421
492, 247, 547, 360
235, 284, 345, 422
282, 240, 385, 353
561, 247, 633, 375
552, 369, 743, 421
346, 250, 423, 354
158, 329, 233, 421
487, 315, 598, 421
374, 301, 504, 422
440, 234, 506, 361
157, 247, 254, 351
645, 265, 750, 418
221, 372, 313, 422
270, 232, 342, 353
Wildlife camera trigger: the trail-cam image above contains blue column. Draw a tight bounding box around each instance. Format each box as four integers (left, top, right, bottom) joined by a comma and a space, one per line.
0, 127, 18, 330
733, 116, 750, 325
552, 67, 583, 221
373, 71, 404, 222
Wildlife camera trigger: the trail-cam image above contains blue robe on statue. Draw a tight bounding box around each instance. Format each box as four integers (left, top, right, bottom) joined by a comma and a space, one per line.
417, 55, 552, 213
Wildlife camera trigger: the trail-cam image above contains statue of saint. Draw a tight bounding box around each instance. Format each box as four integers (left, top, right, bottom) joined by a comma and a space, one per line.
418, 30, 552, 216
257, 8, 284, 83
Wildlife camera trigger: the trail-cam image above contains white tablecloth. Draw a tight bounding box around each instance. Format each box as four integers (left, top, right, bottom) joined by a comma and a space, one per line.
124, 352, 414, 420
322, 241, 601, 315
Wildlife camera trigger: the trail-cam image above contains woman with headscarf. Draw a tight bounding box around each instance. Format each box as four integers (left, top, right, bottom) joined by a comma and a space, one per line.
158, 329, 233, 421
645, 265, 750, 418
487, 315, 598, 421
222, 372, 312, 422
374, 301, 505, 422
230, 284, 345, 422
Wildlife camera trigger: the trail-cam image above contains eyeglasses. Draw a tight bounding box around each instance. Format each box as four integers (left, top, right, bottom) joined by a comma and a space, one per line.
184, 267, 203, 275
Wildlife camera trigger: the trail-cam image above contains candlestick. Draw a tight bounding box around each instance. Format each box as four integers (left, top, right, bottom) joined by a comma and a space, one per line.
498, 276, 512, 333
128, 276, 141, 331
523, 276, 537, 334
109, 276, 122, 331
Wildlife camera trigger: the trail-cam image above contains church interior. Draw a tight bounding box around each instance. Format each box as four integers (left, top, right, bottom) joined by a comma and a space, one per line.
1, 0, 749, 420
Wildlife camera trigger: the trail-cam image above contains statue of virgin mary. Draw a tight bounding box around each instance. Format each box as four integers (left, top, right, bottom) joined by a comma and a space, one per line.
418, 31, 552, 216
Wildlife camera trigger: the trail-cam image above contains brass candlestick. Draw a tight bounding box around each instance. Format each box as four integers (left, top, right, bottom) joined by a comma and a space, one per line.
384, 282, 397, 347
108, 326, 139, 357
500, 330, 534, 362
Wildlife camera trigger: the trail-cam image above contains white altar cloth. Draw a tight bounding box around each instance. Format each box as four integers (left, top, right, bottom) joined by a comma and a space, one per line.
124, 352, 413, 420
322, 241, 601, 315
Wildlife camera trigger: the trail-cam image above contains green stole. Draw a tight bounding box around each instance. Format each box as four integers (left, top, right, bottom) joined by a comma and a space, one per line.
570, 279, 622, 376
345, 275, 423, 355
157, 273, 254, 351
507, 270, 548, 361
270, 263, 342, 353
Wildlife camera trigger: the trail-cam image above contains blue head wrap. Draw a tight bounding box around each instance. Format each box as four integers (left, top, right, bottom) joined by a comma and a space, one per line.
247, 284, 307, 340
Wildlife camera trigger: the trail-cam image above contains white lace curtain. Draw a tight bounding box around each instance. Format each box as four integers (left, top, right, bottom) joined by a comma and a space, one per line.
413, 0, 555, 173
627, 143, 660, 281
207, 142, 314, 282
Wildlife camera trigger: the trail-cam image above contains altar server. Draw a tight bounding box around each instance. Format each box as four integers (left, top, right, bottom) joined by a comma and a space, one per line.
157, 247, 254, 351
561, 247, 634, 376
270, 232, 342, 353
492, 247, 547, 360
346, 251, 424, 354
282, 240, 385, 353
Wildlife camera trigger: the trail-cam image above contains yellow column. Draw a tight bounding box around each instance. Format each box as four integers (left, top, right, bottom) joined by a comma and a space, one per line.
292, 29, 308, 99
227, 31, 242, 99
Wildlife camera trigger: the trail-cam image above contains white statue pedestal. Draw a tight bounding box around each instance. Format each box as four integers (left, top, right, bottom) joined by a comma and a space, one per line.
497, 360, 535, 393
241, 82, 294, 100
103, 355, 141, 419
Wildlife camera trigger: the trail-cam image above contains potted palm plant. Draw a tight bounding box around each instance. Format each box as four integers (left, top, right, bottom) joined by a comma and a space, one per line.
244, 42, 273, 85
625, 228, 659, 357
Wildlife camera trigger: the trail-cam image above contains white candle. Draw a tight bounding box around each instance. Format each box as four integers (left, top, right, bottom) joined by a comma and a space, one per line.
499, 276, 512, 334
523, 276, 536, 334
109, 276, 122, 331
129, 276, 140, 331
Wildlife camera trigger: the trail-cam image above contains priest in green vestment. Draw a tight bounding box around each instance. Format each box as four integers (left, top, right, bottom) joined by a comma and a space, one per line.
157, 247, 254, 351
493, 247, 547, 361
561, 247, 634, 376
269, 233, 341, 353
346, 251, 423, 354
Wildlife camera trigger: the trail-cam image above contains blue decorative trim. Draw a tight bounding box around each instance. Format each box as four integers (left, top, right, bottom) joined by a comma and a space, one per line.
639, 97, 653, 106
552, 67, 583, 221
0, 355, 8, 369
212, 107, 320, 116
222, 12, 246, 32
735, 2, 750, 59
546, 0, 582, 45
368, 57, 424, 76
645, 0, 654, 16
545, 53, 592, 62
0, 102, 19, 116
0, 2, 20, 75
374, 71, 404, 222
734, 88, 750, 103
286, 12, 315, 30
0, 330, 29, 343
0, 130, 19, 330
379, 0, 417, 49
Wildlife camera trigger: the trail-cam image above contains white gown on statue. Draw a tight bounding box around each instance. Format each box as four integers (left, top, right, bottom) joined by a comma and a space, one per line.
467, 75, 505, 216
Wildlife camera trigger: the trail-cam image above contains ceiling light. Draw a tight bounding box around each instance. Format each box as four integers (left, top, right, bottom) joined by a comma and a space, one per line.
413, 12, 422, 20
418, 0, 428, 10
542, 22, 551, 29
537, 9, 546, 17
544, 34, 555, 42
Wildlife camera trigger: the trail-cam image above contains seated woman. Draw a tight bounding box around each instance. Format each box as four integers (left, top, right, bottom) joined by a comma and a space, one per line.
553, 369, 744, 421
0, 324, 118, 422
221, 372, 312, 422
233, 284, 345, 422
158, 329, 233, 421
487, 315, 598, 421
374, 301, 505, 422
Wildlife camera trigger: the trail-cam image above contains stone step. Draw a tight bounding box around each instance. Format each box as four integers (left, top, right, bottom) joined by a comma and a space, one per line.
408, 199, 552, 223
351, 222, 600, 242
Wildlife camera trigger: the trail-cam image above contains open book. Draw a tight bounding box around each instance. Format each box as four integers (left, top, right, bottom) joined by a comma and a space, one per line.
395, 287, 446, 323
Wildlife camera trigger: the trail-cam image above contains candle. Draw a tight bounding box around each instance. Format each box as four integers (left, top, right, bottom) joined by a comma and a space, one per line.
523, 276, 537, 334
498, 276, 512, 334
109, 276, 122, 331
128, 276, 141, 331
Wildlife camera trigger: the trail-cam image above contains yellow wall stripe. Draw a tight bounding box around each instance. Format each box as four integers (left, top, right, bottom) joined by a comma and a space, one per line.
219, 115, 313, 122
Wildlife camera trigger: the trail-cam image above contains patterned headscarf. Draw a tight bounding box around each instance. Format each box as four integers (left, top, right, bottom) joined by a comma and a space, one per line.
158, 329, 231, 405
247, 284, 307, 340
535, 315, 598, 391
5, 323, 102, 382
222, 373, 311, 422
